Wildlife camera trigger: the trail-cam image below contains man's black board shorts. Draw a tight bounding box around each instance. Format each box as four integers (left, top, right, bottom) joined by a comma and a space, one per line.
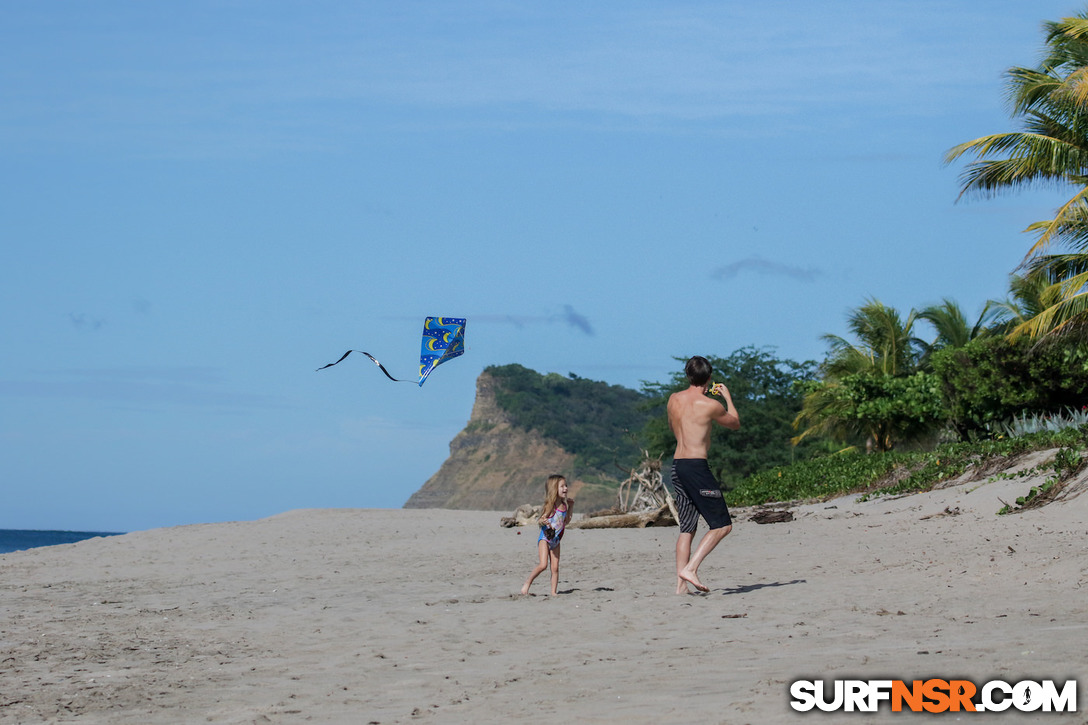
670, 458, 732, 533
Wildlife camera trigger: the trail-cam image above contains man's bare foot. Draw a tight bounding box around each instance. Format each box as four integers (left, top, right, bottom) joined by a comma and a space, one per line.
520, 584, 530, 595
678, 568, 709, 592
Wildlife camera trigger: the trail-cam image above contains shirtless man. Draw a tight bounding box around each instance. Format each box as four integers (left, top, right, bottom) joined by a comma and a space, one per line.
667, 355, 740, 594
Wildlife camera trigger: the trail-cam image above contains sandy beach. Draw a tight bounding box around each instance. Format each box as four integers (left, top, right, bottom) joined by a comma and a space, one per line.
2, 465, 1086, 724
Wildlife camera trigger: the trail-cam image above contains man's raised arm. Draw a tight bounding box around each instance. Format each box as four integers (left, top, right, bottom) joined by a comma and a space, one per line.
709, 383, 741, 430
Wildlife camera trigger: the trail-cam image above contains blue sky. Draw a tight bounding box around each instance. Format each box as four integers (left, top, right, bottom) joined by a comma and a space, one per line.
1, 1, 1077, 532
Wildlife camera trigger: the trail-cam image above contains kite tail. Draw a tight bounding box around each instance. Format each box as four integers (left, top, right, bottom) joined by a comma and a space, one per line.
316, 350, 412, 383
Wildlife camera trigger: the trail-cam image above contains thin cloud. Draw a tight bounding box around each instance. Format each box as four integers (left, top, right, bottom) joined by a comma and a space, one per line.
68, 312, 106, 331
463, 314, 538, 328
711, 258, 822, 282
559, 305, 594, 336
414, 307, 596, 336
0, 3, 1010, 156
0, 367, 289, 410
43, 366, 225, 384
471, 307, 595, 336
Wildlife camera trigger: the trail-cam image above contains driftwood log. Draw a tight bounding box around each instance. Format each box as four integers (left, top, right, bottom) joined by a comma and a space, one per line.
750, 509, 794, 524
569, 503, 675, 529
499, 504, 542, 529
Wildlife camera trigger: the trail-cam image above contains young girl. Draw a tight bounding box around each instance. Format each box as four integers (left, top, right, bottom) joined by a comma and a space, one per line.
520, 474, 573, 596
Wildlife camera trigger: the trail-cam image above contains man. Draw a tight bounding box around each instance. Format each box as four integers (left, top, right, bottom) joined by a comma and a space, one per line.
667, 355, 740, 593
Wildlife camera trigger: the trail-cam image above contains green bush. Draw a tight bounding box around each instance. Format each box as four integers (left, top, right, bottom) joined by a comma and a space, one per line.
730, 450, 909, 506
729, 424, 1088, 507
930, 336, 1088, 440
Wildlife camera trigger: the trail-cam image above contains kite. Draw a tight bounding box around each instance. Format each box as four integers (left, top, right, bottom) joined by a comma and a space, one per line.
317, 316, 466, 387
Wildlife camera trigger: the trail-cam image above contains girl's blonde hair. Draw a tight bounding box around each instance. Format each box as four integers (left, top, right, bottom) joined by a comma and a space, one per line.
540, 474, 570, 520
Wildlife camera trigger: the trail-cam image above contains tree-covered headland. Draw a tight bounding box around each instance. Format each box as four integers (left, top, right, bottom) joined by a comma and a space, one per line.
485, 363, 654, 485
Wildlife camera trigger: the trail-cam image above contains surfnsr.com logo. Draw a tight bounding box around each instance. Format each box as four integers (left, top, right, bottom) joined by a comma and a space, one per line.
790, 679, 1077, 713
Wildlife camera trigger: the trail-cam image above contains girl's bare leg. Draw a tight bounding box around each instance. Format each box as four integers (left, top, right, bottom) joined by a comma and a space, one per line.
521, 539, 550, 595
547, 544, 561, 595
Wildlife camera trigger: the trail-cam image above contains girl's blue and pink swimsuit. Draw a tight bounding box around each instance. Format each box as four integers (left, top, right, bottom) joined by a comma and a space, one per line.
538, 507, 567, 549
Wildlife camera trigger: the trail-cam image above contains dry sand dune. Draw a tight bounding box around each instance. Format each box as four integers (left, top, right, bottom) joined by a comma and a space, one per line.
2, 467, 1086, 723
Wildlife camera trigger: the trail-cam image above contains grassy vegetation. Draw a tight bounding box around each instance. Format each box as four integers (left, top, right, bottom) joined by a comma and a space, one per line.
728, 425, 1088, 508
996, 445, 1085, 515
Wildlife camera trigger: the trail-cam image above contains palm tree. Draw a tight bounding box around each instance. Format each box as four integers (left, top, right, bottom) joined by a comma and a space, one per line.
791, 379, 869, 450
1013, 258, 1088, 339
915, 298, 994, 365
986, 273, 1051, 333
820, 298, 922, 377
794, 299, 937, 452
945, 11, 1088, 339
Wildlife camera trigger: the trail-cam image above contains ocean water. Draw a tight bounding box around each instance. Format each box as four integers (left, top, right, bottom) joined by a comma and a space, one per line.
0, 529, 123, 555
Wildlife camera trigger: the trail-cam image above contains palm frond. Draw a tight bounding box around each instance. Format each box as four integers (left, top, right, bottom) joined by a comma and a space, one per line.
916, 298, 972, 348
1006, 66, 1067, 114
948, 130, 1088, 198
1023, 187, 1088, 257
948, 10, 1088, 257
1008, 269, 1088, 340
1023, 252, 1088, 279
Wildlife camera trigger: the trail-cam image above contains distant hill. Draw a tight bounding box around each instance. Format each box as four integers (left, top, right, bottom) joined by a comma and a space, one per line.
403, 364, 653, 511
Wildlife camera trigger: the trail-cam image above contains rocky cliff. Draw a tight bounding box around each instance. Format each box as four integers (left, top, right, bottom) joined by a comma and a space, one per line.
403, 370, 620, 511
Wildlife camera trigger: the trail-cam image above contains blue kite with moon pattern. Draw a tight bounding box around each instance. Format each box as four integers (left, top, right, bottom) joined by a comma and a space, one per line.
317, 316, 466, 387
